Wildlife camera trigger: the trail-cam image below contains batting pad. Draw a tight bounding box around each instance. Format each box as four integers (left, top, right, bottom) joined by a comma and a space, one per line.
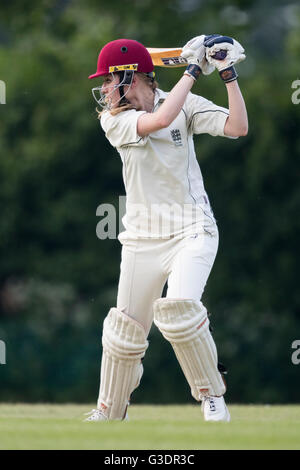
97, 308, 148, 420
153, 298, 225, 400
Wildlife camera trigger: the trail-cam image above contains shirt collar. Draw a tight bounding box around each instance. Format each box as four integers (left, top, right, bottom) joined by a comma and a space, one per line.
153, 88, 167, 109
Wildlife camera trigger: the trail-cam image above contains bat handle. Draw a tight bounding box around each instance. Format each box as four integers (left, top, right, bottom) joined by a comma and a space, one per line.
211, 50, 227, 60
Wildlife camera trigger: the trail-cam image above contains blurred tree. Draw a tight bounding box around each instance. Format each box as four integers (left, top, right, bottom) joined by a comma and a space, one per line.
0, 0, 299, 404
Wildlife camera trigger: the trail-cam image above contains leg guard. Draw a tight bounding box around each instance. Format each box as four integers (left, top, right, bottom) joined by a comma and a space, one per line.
153, 298, 225, 401
97, 308, 148, 420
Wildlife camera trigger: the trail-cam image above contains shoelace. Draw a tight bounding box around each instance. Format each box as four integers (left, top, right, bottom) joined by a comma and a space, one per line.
207, 397, 216, 412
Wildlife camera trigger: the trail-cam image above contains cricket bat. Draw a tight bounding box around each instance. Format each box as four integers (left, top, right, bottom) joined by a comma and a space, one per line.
146, 47, 227, 68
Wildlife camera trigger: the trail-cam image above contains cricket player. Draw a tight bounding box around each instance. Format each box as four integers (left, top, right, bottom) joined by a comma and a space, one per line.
85, 35, 248, 422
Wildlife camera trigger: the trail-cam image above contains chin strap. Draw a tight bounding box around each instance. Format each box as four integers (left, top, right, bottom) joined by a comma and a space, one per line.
118, 71, 155, 105
118, 70, 134, 105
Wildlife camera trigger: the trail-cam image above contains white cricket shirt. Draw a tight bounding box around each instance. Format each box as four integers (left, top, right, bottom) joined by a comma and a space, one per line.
100, 88, 230, 238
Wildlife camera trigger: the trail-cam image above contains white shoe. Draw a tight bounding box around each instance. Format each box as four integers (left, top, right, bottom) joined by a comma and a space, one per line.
83, 407, 129, 422
202, 396, 231, 422
83, 408, 108, 422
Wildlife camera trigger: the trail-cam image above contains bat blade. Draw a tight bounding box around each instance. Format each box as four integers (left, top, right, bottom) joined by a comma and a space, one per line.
147, 47, 227, 68
146, 48, 186, 67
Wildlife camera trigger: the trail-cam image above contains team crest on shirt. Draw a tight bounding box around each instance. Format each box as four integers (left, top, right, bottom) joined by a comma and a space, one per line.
170, 129, 183, 146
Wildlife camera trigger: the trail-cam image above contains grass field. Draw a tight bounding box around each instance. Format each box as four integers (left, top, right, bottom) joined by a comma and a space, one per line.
0, 404, 299, 450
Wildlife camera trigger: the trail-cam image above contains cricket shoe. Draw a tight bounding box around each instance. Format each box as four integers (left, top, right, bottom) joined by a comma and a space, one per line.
83, 408, 108, 422
83, 405, 129, 422
202, 396, 231, 422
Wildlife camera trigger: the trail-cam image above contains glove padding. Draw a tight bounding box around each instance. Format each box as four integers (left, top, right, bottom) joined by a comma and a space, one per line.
204, 35, 246, 71
181, 35, 215, 75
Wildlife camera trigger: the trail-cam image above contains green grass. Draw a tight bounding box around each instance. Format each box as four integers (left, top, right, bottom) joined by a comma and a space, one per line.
0, 404, 299, 450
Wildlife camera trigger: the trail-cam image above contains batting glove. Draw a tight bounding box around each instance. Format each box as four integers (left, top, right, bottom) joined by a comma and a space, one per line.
181, 35, 215, 80
204, 35, 246, 83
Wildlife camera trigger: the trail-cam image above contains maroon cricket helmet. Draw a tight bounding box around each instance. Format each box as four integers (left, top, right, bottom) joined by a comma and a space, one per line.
89, 39, 154, 79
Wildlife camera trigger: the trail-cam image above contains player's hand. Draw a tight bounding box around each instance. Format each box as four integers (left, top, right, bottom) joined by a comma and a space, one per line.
204, 35, 246, 71
204, 35, 245, 83
181, 35, 215, 75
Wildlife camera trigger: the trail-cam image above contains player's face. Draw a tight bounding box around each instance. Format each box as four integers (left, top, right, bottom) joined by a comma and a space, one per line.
100, 74, 121, 109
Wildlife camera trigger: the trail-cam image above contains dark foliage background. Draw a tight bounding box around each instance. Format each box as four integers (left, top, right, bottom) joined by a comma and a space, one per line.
0, 0, 299, 404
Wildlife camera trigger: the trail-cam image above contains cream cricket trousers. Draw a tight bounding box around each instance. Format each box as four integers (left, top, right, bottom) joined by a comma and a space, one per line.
117, 224, 219, 336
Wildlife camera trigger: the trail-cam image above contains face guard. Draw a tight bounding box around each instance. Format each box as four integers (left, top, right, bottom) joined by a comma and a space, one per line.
91, 64, 136, 110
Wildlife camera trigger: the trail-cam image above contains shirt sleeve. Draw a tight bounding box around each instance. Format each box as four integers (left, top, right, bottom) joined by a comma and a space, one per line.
184, 92, 231, 137
100, 109, 148, 148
